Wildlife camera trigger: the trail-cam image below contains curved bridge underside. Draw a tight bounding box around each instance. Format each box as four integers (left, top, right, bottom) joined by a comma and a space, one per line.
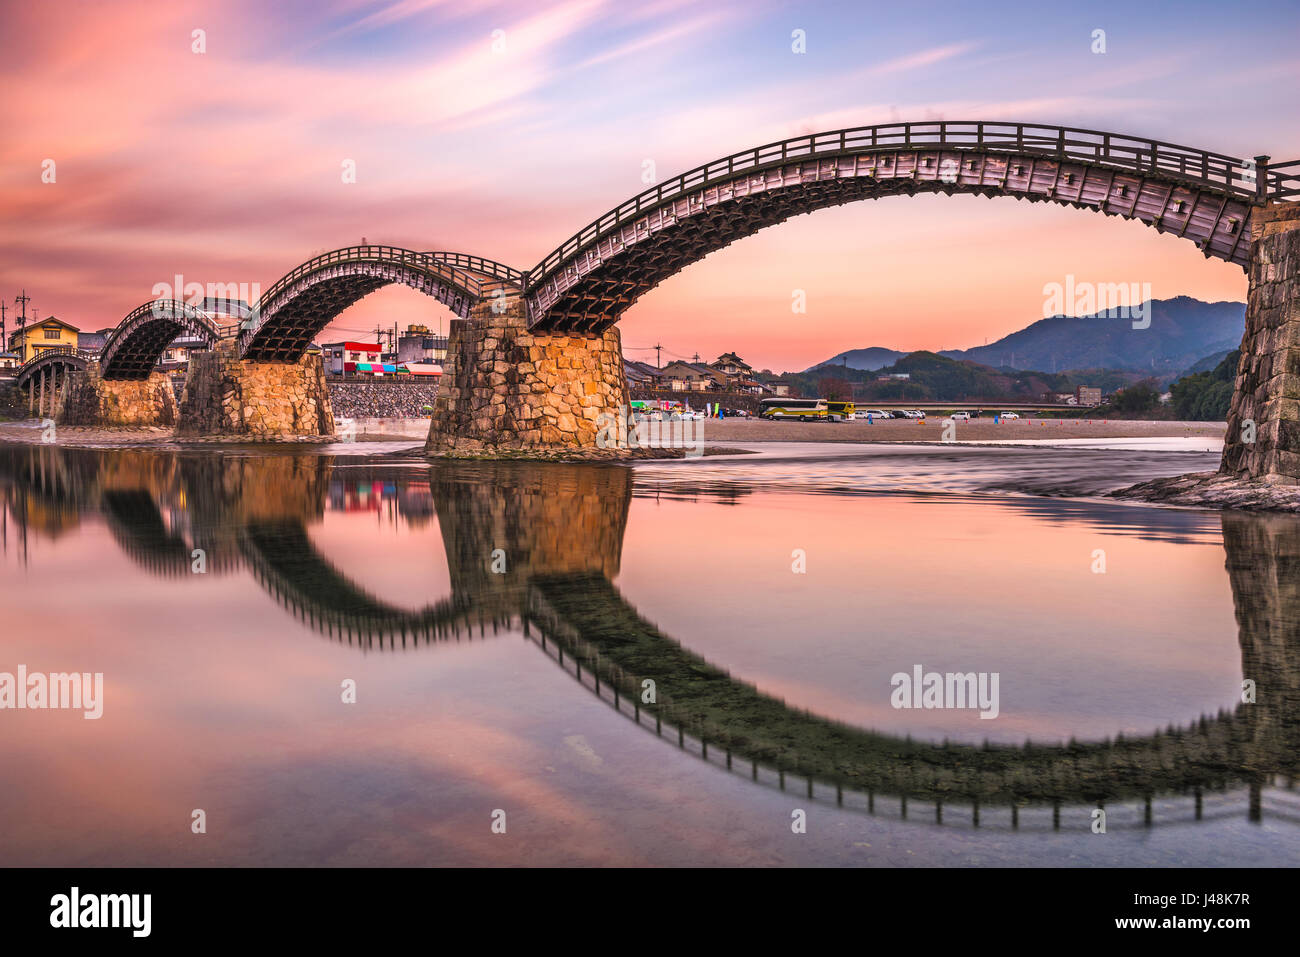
238, 247, 522, 361
14, 349, 89, 388
100, 299, 220, 380
526, 133, 1264, 332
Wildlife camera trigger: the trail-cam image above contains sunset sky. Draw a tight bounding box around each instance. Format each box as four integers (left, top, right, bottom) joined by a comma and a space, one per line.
2, 0, 1297, 372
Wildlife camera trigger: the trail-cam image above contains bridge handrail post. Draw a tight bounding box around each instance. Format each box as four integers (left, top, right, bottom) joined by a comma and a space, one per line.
1255, 155, 1271, 202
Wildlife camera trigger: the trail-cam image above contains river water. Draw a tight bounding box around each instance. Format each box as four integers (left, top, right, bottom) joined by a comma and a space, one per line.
1, 440, 1297, 866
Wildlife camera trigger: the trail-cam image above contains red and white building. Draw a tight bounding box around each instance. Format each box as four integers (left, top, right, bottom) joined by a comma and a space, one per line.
322, 341, 382, 375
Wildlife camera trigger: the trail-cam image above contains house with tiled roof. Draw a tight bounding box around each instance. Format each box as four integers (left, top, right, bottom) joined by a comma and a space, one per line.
623, 359, 663, 388
658, 360, 727, 392
7, 316, 80, 363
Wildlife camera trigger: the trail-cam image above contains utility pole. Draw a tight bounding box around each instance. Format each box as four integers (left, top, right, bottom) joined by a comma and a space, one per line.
653, 343, 663, 369
0, 302, 6, 355
15, 290, 31, 360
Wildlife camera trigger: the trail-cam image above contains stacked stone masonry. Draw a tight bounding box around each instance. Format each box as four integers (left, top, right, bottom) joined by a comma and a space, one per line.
426, 295, 628, 455
1223, 204, 1300, 483
60, 366, 179, 427
177, 339, 334, 438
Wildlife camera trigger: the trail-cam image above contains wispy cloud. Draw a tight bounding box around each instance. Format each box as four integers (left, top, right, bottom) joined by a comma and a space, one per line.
859, 41, 980, 77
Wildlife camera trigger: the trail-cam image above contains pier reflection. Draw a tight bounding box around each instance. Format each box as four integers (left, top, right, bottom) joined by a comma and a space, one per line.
2, 443, 1298, 831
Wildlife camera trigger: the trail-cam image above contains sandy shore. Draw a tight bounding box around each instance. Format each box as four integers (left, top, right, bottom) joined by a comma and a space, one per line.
692, 417, 1227, 443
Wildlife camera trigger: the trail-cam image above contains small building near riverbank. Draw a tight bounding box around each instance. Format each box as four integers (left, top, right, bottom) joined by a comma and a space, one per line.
7, 316, 80, 363
322, 341, 383, 375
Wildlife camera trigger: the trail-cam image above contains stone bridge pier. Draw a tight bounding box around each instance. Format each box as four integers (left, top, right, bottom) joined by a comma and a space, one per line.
1223, 205, 1300, 482
176, 339, 334, 438
60, 364, 179, 427
426, 294, 627, 456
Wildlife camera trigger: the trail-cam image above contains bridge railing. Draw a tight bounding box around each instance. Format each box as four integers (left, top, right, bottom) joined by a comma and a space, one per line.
525, 120, 1300, 290
1267, 160, 1300, 200
16, 345, 96, 372
423, 251, 524, 286
254, 246, 489, 318
115, 298, 218, 330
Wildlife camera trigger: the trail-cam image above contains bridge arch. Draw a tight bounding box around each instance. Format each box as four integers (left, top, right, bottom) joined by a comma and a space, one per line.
524, 121, 1285, 331
100, 299, 220, 380
14, 347, 90, 389
238, 246, 523, 361
14, 347, 92, 418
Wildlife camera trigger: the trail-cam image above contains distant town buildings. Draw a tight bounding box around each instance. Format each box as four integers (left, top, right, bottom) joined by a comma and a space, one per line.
1076, 386, 1102, 406
656, 360, 725, 391
396, 324, 448, 365
322, 341, 383, 375
623, 359, 661, 388
77, 329, 110, 356
622, 351, 786, 397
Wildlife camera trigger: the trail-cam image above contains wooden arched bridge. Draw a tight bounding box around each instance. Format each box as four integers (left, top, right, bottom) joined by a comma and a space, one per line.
100, 299, 219, 380
158, 122, 1300, 355
13, 346, 97, 417
40, 120, 1300, 477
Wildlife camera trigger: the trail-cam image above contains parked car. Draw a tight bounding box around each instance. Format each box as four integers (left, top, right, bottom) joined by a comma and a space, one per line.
1000, 411, 1020, 420
859, 409, 892, 420
950, 411, 970, 420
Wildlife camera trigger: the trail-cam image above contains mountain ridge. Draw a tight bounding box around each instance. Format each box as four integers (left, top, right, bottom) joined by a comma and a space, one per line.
803, 297, 1245, 377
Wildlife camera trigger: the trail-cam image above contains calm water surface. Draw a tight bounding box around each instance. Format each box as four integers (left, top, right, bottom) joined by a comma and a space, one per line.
1, 441, 1297, 866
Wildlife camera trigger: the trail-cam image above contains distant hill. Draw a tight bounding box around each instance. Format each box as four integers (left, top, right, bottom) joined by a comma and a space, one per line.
802, 297, 1245, 378
1170, 349, 1240, 421
940, 297, 1245, 375
804, 346, 905, 373
785, 350, 1156, 403
1182, 348, 1234, 376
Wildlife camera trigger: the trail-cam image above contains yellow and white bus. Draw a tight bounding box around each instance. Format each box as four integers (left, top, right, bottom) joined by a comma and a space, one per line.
825, 401, 855, 422
758, 397, 829, 421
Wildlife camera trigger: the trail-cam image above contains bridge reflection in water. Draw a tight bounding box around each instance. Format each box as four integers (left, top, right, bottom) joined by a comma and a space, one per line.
2, 444, 1298, 833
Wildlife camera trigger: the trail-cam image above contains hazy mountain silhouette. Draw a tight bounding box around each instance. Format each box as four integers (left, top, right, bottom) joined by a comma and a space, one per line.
805, 297, 1245, 376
